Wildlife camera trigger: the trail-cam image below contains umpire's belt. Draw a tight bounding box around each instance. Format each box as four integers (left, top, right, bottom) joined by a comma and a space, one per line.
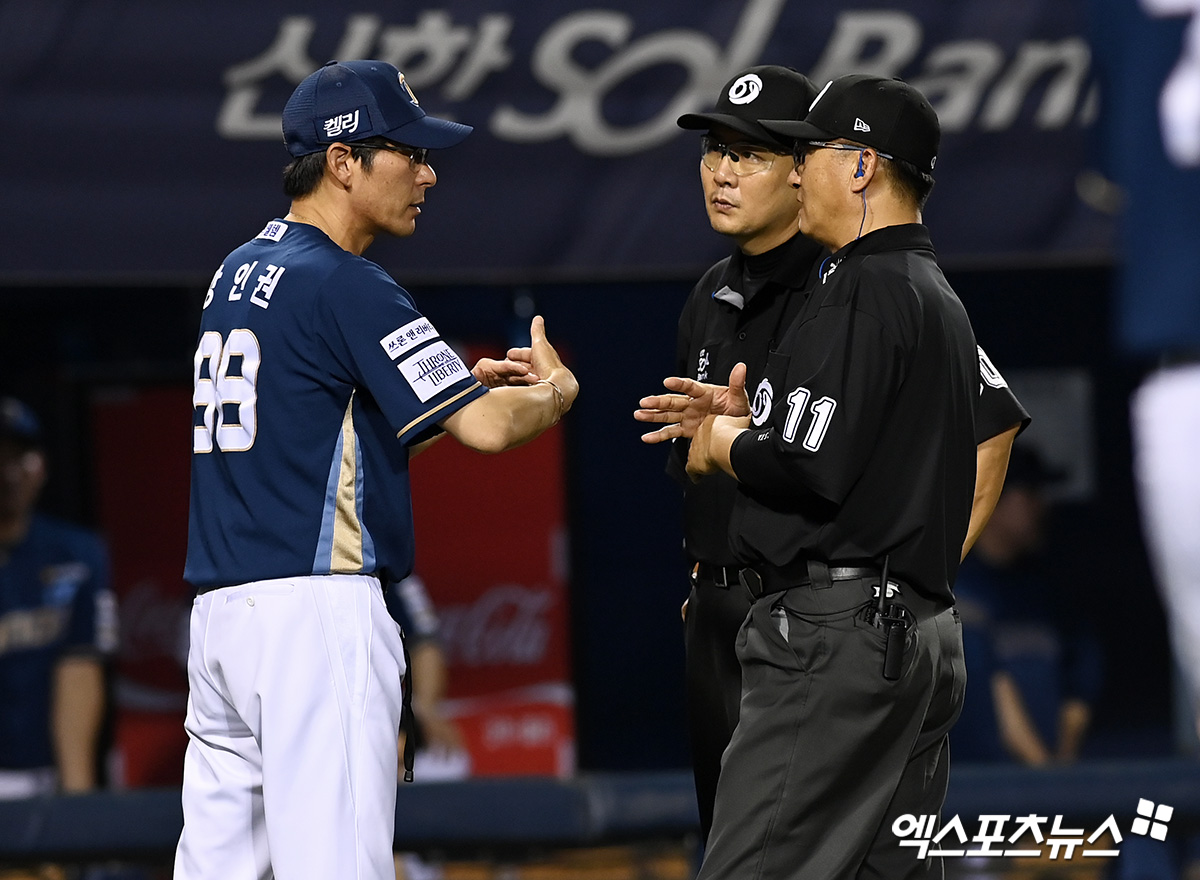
694, 563, 745, 589
739, 561, 878, 602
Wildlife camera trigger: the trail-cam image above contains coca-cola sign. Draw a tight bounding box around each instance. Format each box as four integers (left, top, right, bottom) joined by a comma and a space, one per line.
440, 584, 554, 668
408, 421, 573, 773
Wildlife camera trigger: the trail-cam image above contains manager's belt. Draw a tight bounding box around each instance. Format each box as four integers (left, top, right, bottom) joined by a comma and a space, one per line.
739, 561, 879, 602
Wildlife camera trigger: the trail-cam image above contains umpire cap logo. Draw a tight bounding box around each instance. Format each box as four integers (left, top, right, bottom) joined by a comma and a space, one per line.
727, 74, 763, 105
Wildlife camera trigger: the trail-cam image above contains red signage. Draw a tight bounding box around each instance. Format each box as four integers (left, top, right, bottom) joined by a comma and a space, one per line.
91, 387, 194, 787
409, 408, 575, 776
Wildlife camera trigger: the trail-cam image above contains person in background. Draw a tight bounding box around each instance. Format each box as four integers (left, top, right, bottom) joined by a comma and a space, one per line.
388, 573, 468, 880
0, 397, 116, 799
952, 444, 1103, 765
386, 573, 468, 774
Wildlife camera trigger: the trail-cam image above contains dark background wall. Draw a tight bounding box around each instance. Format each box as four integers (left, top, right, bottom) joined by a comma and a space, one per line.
0, 261, 1172, 770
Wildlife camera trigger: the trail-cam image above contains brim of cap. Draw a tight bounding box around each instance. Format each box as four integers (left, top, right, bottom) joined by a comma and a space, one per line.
676, 112, 785, 146
384, 114, 474, 149
759, 119, 832, 142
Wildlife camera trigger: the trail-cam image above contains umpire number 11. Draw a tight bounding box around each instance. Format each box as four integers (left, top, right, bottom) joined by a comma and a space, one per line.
782, 385, 836, 451
193, 329, 261, 453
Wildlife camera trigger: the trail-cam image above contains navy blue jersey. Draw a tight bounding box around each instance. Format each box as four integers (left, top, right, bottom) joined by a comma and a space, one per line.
185, 220, 486, 590
0, 515, 116, 769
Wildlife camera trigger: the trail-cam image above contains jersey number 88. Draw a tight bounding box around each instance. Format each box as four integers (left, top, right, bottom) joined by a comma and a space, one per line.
193, 329, 261, 454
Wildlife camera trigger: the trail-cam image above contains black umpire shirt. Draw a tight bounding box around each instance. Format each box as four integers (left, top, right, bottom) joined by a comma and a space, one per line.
669, 231, 825, 568
729, 224, 978, 606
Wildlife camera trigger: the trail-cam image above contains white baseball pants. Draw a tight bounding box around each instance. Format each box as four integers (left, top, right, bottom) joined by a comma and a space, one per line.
174, 574, 406, 880
1133, 364, 1200, 736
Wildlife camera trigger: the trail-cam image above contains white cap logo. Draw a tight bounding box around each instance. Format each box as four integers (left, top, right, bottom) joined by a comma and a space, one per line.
323, 110, 360, 139
854, 118, 871, 132
809, 81, 833, 111
399, 72, 419, 105
728, 74, 763, 105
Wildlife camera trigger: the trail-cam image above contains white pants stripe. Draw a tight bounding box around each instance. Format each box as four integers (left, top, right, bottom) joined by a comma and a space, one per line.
174, 574, 406, 880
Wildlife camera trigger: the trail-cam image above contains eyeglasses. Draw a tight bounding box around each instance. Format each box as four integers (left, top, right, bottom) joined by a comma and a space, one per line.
792, 140, 893, 169
349, 141, 430, 168
701, 136, 786, 177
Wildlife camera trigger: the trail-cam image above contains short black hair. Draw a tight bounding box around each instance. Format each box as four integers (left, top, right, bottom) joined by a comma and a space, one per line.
281, 137, 387, 199
881, 155, 935, 210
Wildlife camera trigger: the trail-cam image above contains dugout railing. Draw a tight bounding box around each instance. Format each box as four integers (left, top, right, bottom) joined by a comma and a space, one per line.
1, 760, 1199, 867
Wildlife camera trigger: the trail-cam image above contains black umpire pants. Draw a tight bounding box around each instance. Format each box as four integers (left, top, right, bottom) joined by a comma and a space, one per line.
684, 572, 753, 843
696, 576, 966, 880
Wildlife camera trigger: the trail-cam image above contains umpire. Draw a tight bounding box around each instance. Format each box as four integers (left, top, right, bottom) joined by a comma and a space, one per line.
638, 69, 1027, 850
665, 65, 821, 842
669, 74, 978, 878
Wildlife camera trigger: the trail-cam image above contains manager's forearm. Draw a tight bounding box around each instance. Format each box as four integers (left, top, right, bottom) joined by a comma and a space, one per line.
444, 370, 575, 454
468, 385, 558, 453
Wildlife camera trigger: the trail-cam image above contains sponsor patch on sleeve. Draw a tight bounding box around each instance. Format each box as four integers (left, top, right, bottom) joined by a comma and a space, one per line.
397, 341, 472, 402
379, 318, 438, 360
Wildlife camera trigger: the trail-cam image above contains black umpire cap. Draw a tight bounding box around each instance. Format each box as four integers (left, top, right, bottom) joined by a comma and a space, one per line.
763, 74, 941, 176
677, 66, 818, 148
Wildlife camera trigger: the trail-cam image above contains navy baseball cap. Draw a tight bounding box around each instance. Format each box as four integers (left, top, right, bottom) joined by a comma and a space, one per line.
677, 66, 818, 148
0, 397, 43, 447
763, 74, 940, 175
282, 60, 473, 157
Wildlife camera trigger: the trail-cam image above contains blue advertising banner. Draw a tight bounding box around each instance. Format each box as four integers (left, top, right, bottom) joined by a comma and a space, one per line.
0, 1, 1112, 281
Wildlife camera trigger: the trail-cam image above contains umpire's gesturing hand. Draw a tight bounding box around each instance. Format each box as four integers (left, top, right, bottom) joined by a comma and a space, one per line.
635, 362, 751, 438
636, 363, 750, 481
